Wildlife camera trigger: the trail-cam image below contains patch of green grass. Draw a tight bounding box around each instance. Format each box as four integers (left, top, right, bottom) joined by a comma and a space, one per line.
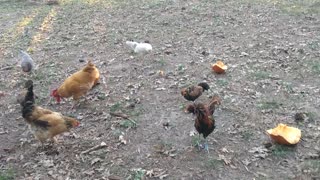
1, 4, 53, 52
145, 0, 167, 9
128, 168, 145, 180
97, 92, 107, 100
257, 100, 281, 110
305, 112, 317, 122
279, 0, 320, 14
309, 160, 320, 168
302, 159, 320, 175
179, 104, 185, 110
308, 41, 319, 50
156, 140, 173, 150
283, 82, 294, 93
157, 58, 166, 66
241, 130, 254, 141
64, 112, 77, 118
177, 64, 184, 71
119, 119, 137, 128
191, 5, 202, 14
33, 70, 46, 81
252, 71, 271, 80
205, 157, 223, 169
108, 165, 127, 178
191, 135, 201, 147
110, 102, 122, 112
0, 0, 33, 14
272, 144, 294, 157
256, 177, 268, 180
128, 107, 143, 117
278, 81, 294, 93
239, 0, 320, 14
311, 61, 320, 74
0, 169, 15, 180
216, 79, 228, 86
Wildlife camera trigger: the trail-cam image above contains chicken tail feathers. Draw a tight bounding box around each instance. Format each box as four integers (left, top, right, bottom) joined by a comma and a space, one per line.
22, 80, 35, 119
198, 82, 210, 91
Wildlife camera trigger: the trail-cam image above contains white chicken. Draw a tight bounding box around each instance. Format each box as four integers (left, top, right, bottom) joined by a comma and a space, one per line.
125, 41, 152, 54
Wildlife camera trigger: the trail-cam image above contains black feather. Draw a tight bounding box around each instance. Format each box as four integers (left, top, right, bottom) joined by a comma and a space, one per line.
193, 104, 215, 139
32, 119, 51, 129
197, 82, 210, 91
22, 80, 35, 119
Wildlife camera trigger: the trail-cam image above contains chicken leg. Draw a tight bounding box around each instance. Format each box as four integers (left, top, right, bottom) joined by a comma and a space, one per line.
204, 138, 209, 153
70, 100, 80, 109
197, 134, 202, 150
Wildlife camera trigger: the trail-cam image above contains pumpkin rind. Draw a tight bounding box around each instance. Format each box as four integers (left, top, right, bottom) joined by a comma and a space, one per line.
267, 123, 301, 145
212, 61, 227, 74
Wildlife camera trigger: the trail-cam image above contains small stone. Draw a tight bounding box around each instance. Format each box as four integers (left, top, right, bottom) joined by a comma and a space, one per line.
294, 113, 306, 122
148, 71, 156, 76
164, 51, 173, 55
108, 175, 122, 180
163, 122, 169, 127
91, 158, 102, 165
201, 50, 209, 56
240, 52, 249, 57
263, 142, 272, 149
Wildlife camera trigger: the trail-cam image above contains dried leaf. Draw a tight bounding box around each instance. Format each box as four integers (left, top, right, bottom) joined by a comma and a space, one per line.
218, 154, 231, 165
119, 135, 127, 144
189, 130, 197, 136
91, 158, 102, 165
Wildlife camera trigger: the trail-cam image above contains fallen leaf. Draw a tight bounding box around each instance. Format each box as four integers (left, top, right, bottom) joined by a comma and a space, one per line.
108, 175, 122, 180
91, 158, 102, 165
119, 135, 127, 144
218, 154, 231, 165
189, 130, 197, 136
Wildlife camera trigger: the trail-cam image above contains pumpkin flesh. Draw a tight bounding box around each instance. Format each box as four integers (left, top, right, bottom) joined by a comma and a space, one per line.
212, 61, 227, 74
267, 123, 301, 145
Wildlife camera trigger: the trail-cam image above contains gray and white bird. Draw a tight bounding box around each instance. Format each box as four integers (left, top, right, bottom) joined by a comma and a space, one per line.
19, 50, 34, 73
126, 40, 152, 54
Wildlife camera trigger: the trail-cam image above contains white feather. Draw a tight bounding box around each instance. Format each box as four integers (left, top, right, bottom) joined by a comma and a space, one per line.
126, 41, 152, 54
125, 41, 138, 50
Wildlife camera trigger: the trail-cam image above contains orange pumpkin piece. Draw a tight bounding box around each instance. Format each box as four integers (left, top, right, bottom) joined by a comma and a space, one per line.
266, 123, 301, 145
212, 61, 227, 74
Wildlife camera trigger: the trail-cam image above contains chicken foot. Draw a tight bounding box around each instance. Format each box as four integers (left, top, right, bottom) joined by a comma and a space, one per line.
70, 100, 80, 109
197, 134, 203, 150
196, 135, 209, 153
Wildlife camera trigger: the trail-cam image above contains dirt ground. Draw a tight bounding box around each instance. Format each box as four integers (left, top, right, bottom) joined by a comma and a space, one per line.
0, 0, 320, 179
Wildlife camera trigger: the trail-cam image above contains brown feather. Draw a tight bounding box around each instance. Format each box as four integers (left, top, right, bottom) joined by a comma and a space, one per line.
53, 60, 100, 103
181, 83, 209, 101
187, 95, 220, 139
